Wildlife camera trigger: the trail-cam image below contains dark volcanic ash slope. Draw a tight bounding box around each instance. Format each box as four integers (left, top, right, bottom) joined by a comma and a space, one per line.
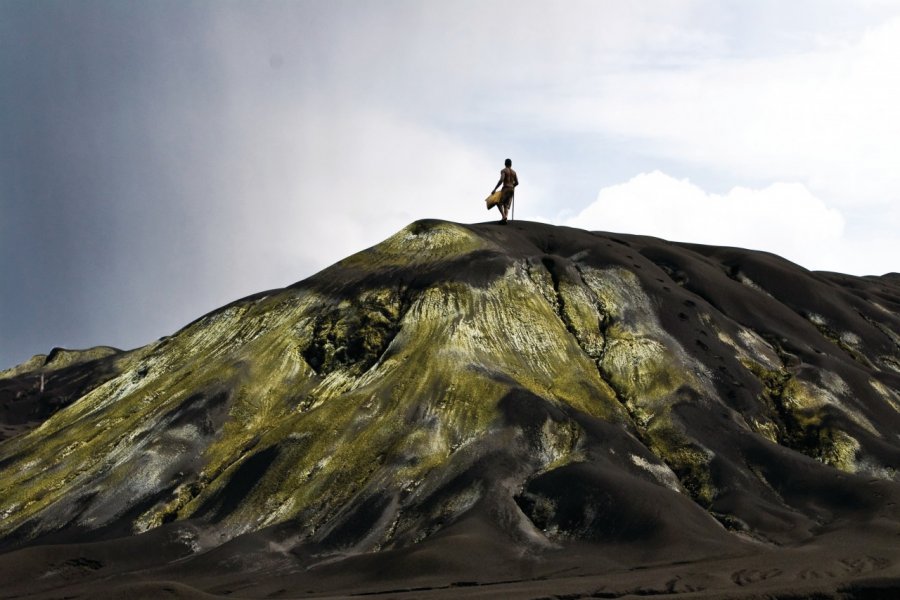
1, 219, 899, 599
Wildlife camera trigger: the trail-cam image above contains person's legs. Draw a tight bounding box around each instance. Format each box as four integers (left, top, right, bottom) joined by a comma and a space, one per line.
500, 189, 512, 222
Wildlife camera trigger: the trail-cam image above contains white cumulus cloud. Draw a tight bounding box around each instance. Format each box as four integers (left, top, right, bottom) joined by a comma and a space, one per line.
531, 14, 900, 211
557, 171, 888, 273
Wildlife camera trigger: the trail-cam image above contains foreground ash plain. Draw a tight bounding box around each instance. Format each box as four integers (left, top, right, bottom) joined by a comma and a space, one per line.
1, 220, 899, 599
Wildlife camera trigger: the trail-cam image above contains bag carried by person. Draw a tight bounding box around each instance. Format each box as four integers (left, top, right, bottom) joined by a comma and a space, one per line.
485, 190, 502, 209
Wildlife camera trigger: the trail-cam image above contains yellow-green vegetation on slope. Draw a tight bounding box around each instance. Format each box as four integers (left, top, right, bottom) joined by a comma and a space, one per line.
779, 375, 869, 473
0, 294, 313, 536
737, 355, 878, 475
710, 322, 784, 443
573, 266, 719, 505
870, 378, 900, 413
166, 263, 629, 547
703, 313, 893, 479
0, 223, 631, 549
338, 220, 489, 271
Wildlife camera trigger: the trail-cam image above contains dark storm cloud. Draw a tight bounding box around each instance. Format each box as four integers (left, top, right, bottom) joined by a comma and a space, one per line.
0, 1, 480, 369
1, 1, 235, 367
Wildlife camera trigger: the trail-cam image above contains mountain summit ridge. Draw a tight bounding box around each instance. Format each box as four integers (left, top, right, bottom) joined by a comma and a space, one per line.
1, 219, 899, 599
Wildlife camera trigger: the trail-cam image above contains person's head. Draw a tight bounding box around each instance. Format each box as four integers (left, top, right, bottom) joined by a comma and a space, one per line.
505, 158, 512, 167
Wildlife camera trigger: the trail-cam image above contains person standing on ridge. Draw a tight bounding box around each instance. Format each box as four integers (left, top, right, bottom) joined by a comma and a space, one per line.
491, 158, 518, 224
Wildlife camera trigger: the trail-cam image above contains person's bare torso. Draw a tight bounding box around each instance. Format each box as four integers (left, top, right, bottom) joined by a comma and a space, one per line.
501, 167, 518, 190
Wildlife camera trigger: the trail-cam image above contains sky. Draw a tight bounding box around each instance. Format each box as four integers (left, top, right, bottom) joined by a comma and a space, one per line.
2, 0, 899, 369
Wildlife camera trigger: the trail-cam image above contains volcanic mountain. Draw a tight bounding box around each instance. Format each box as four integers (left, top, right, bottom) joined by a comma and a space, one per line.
1, 220, 899, 599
